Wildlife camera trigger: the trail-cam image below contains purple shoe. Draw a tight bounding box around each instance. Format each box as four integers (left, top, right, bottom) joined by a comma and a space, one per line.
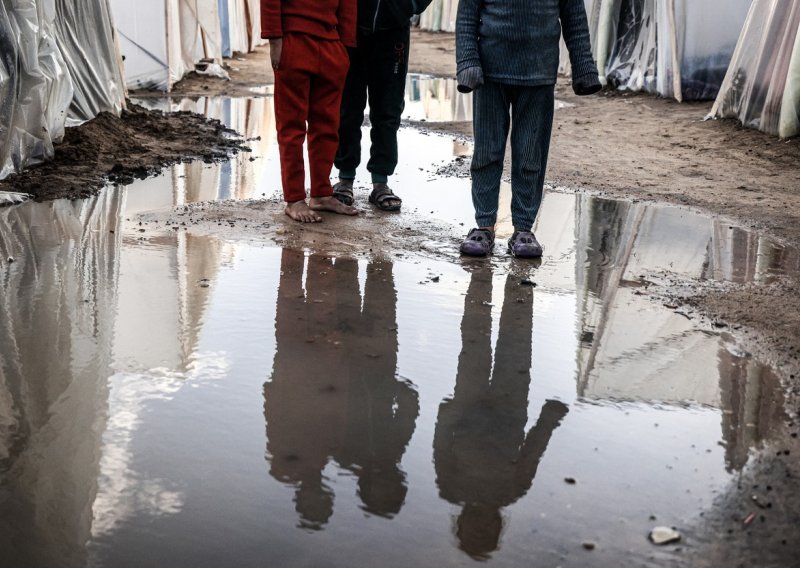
460, 228, 495, 257
508, 231, 543, 258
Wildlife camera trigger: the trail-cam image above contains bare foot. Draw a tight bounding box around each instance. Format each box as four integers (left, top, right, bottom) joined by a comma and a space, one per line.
285, 200, 323, 223
309, 195, 358, 216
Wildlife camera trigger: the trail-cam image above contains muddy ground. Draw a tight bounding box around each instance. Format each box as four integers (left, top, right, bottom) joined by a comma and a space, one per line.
0, 104, 246, 202
1, 30, 799, 566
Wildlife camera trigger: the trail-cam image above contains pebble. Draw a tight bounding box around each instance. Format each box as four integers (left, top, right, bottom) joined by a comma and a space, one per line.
649, 526, 681, 545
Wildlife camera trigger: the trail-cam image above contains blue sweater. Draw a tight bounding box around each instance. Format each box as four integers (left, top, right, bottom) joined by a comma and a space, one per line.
456, 0, 597, 86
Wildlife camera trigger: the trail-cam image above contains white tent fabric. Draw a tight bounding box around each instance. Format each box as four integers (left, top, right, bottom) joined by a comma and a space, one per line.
54, 0, 126, 125
0, 0, 125, 181
112, 0, 260, 92
711, 0, 800, 139
595, 0, 750, 101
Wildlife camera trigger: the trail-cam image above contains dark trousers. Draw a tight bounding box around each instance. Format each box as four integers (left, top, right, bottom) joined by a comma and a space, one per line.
335, 26, 410, 183
471, 82, 555, 231
274, 33, 349, 202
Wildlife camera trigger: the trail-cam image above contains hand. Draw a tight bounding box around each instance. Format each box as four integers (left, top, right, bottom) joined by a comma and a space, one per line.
572, 73, 602, 96
269, 38, 283, 70
457, 66, 484, 94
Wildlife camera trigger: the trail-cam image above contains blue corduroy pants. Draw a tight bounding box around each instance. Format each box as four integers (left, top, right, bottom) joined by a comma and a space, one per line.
471, 82, 555, 231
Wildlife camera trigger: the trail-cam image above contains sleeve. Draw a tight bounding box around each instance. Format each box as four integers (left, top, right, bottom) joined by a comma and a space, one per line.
260, 0, 282, 39
559, 0, 599, 79
455, 0, 483, 74
338, 0, 357, 48
412, 0, 434, 15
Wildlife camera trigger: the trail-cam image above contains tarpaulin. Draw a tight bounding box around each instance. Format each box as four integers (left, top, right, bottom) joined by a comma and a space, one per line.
586, 0, 749, 101
0, 0, 125, 180
712, 0, 800, 138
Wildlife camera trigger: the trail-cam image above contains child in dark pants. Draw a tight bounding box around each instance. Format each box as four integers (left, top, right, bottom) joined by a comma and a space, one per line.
261, 0, 359, 223
332, 0, 432, 212
456, 0, 601, 257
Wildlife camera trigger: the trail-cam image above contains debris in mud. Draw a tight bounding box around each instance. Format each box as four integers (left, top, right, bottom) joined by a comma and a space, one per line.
0, 102, 247, 202
520, 279, 537, 287
649, 526, 681, 545
582, 542, 596, 551
0, 191, 31, 206
564, 477, 577, 485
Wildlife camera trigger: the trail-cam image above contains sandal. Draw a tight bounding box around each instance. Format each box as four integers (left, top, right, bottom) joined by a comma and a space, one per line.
333, 179, 355, 206
508, 231, 543, 258
460, 228, 495, 257
369, 183, 402, 211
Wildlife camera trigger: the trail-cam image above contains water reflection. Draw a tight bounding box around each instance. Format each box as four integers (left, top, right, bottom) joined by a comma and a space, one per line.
265, 250, 418, 530
0, 193, 122, 568
434, 268, 568, 560
0, 172, 796, 565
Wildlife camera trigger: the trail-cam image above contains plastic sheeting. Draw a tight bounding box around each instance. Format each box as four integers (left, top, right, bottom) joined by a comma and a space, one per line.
711, 0, 800, 139
55, 0, 126, 125
0, 0, 124, 181
604, 0, 658, 93
656, 0, 751, 101
586, 0, 749, 101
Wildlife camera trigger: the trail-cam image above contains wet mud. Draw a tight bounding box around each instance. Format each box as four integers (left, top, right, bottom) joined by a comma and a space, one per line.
0, 103, 247, 202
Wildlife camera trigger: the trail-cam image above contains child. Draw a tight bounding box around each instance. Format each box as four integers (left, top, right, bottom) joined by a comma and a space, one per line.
456, 0, 601, 257
332, 0, 432, 212
262, 0, 359, 223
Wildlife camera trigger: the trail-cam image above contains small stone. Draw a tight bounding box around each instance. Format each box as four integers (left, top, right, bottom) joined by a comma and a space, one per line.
431, 276, 440, 283
582, 542, 596, 551
649, 527, 681, 545
564, 477, 577, 485
520, 279, 537, 287
6, 256, 14, 263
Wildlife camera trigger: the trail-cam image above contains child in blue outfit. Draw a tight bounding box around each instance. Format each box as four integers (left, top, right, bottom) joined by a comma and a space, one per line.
456, 0, 601, 258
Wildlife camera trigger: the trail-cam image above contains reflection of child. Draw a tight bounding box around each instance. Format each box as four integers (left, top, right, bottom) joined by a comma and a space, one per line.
261, 0, 359, 223
456, 0, 601, 258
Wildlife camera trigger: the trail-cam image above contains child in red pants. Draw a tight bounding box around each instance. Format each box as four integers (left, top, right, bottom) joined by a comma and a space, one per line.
261, 0, 358, 223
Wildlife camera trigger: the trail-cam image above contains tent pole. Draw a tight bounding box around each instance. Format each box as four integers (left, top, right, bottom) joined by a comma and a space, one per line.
667, 0, 683, 102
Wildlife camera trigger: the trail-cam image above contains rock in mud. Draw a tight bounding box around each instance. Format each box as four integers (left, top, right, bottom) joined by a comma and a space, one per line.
649, 526, 681, 545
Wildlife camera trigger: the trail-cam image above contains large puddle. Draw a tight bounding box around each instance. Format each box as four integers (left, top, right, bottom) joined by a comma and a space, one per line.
0, 95, 798, 567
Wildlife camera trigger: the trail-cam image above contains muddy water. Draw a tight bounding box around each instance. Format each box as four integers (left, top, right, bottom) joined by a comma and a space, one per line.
0, 96, 797, 567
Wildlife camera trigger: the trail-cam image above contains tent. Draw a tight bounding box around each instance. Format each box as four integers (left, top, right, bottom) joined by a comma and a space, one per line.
711, 0, 800, 139
0, 0, 125, 181
110, 0, 224, 91
594, 0, 751, 101
111, 0, 262, 92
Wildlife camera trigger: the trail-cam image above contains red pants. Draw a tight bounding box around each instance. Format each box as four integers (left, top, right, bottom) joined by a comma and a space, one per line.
274, 33, 349, 203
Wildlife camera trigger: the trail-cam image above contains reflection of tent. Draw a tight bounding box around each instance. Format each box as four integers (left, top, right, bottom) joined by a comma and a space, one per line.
573, 194, 791, 406
592, 0, 751, 101
110, 0, 264, 91
419, 0, 458, 32
711, 1, 800, 139
0, 192, 122, 568
0, 0, 125, 180
404, 76, 472, 122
